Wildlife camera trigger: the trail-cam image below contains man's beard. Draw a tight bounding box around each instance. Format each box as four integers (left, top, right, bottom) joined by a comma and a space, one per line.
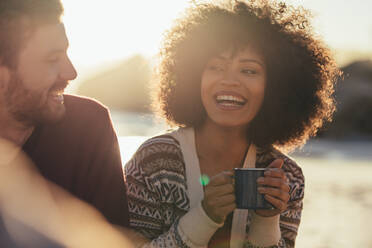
5, 73, 68, 126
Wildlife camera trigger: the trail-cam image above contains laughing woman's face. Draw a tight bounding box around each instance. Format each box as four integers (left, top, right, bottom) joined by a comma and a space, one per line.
200, 46, 266, 129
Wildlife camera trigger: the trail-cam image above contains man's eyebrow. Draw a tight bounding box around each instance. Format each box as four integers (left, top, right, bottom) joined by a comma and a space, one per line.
214, 55, 229, 61
45, 47, 68, 56
47, 49, 64, 54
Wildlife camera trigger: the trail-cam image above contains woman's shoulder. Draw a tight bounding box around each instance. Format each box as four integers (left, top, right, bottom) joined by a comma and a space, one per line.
140, 133, 181, 149
125, 132, 185, 177
135, 132, 182, 157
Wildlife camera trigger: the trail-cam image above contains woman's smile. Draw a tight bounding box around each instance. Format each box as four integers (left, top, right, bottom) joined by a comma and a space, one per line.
214, 91, 247, 110
201, 46, 266, 128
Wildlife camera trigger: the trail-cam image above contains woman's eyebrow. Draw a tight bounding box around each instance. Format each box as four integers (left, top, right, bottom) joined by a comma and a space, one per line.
238, 58, 264, 67
212, 56, 265, 68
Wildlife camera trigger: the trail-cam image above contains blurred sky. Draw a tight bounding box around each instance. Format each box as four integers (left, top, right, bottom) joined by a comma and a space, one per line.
61, 0, 372, 84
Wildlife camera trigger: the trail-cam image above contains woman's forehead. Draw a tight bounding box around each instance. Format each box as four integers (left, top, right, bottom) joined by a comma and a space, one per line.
211, 45, 264, 63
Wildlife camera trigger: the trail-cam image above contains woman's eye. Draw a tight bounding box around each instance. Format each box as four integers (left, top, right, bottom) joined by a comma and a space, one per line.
241, 68, 256, 75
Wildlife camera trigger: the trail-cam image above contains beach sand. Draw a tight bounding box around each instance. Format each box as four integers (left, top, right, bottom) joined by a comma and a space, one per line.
293, 157, 372, 247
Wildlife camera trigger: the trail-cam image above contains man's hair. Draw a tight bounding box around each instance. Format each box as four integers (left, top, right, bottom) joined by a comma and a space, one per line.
0, 0, 64, 68
152, 0, 340, 151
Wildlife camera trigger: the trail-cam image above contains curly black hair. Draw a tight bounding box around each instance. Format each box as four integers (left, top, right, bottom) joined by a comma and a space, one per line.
0, 0, 63, 68
152, 0, 340, 151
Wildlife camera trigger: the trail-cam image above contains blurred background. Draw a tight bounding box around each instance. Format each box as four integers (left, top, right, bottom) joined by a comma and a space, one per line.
61, 0, 372, 247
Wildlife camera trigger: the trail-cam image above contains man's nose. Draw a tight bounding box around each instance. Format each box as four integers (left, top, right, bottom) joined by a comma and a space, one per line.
59, 57, 77, 81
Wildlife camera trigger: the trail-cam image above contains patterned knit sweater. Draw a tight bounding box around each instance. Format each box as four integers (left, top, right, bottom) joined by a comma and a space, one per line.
124, 132, 305, 248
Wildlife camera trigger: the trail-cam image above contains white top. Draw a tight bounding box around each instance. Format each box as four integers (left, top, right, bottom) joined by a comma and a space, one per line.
171, 127, 280, 248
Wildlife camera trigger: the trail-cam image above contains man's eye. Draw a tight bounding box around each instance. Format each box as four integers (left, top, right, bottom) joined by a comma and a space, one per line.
46, 57, 59, 63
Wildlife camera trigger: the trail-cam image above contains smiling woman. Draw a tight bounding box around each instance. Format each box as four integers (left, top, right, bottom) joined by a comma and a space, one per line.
201, 46, 266, 128
123, 1, 339, 248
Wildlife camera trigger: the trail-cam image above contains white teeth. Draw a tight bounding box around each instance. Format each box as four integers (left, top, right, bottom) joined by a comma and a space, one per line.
216, 95, 246, 104
49, 92, 64, 103
219, 102, 238, 107
50, 92, 63, 96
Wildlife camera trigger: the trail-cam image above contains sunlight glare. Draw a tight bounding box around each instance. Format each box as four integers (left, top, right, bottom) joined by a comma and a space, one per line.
62, 0, 189, 68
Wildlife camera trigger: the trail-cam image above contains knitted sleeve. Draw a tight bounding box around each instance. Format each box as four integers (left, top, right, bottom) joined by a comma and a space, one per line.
244, 156, 305, 248
278, 158, 305, 248
125, 135, 200, 247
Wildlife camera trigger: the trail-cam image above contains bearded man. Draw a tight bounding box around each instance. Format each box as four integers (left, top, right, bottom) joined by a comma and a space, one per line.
0, 1, 129, 247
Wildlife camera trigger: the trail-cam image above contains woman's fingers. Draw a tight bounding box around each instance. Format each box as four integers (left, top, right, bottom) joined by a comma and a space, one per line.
257, 177, 290, 192
267, 159, 284, 169
254, 160, 290, 217
257, 161, 290, 195
208, 171, 233, 186
263, 195, 287, 212
202, 171, 236, 223
264, 168, 285, 179
205, 193, 235, 207
205, 183, 234, 197
254, 160, 291, 217
257, 186, 290, 203
219, 203, 236, 216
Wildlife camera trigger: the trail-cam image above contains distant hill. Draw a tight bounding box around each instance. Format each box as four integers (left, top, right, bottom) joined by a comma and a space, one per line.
334, 49, 372, 67
320, 60, 372, 140
76, 55, 152, 113
77, 55, 372, 141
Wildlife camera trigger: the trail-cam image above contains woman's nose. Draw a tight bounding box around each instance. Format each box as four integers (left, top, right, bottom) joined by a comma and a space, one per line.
221, 68, 239, 86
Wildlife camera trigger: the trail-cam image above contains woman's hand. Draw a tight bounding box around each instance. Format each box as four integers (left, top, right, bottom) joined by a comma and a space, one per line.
202, 171, 236, 224
255, 159, 290, 217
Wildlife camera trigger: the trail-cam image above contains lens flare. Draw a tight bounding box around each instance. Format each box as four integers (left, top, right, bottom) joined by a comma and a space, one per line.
199, 174, 210, 186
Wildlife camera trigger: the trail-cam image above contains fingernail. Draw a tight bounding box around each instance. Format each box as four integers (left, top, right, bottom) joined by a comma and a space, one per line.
264, 170, 270, 176
257, 178, 264, 184
258, 187, 264, 193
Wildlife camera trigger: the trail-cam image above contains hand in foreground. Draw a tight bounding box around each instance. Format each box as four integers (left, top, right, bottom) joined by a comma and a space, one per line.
0, 138, 134, 248
255, 159, 290, 217
202, 171, 236, 224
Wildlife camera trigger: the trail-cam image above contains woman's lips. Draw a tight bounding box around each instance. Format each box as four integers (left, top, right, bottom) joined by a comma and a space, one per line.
214, 92, 247, 109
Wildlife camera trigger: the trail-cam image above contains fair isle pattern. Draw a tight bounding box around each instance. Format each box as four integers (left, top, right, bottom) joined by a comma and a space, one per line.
255, 147, 304, 247
125, 135, 190, 242
142, 218, 190, 248
125, 135, 305, 248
